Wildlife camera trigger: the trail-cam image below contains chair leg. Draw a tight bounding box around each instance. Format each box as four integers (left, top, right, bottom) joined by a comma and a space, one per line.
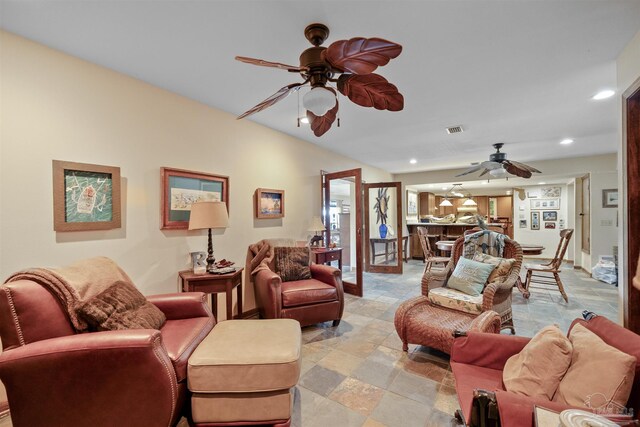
402, 340, 408, 352
332, 319, 341, 327
554, 273, 569, 302
522, 270, 532, 299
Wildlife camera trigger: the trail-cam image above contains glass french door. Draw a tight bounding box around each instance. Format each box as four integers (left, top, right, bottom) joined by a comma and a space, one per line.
364, 182, 403, 274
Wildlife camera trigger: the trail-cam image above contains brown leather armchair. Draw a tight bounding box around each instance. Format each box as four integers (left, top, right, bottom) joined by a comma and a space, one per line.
254, 263, 344, 327
0, 279, 215, 427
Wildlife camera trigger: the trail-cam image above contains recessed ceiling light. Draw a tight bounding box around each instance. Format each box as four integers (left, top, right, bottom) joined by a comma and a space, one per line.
409, 158, 417, 164
560, 138, 574, 145
299, 117, 309, 124
592, 90, 615, 100
539, 182, 547, 185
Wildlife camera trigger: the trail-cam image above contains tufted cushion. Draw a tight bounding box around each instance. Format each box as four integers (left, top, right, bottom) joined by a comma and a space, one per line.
428, 287, 483, 315
274, 247, 311, 282
503, 325, 573, 400
447, 257, 496, 296
473, 252, 516, 284
76, 280, 166, 331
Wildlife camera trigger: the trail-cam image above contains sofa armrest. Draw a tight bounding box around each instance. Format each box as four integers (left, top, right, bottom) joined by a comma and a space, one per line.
494, 390, 582, 427
254, 269, 283, 319
0, 330, 178, 427
451, 332, 530, 370
421, 262, 452, 296
310, 264, 342, 288
148, 292, 213, 320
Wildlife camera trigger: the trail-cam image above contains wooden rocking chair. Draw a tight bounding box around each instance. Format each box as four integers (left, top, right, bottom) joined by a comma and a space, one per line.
523, 229, 574, 302
417, 227, 450, 273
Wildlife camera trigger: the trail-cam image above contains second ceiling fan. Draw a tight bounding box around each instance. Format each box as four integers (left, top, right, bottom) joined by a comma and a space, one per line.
236, 23, 404, 136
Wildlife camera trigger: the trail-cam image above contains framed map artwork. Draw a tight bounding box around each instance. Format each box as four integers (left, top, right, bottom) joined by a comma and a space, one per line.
53, 160, 121, 231
161, 167, 229, 230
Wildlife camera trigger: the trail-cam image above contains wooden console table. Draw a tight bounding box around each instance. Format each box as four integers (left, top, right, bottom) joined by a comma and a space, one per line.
179, 268, 243, 320
311, 247, 342, 270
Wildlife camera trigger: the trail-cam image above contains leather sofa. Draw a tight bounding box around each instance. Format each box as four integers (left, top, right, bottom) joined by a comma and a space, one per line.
0, 279, 215, 427
254, 263, 344, 327
450, 313, 640, 427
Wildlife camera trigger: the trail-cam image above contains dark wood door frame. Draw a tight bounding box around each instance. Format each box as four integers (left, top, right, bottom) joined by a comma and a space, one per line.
624, 77, 640, 333
364, 182, 403, 274
323, 169, 363, 297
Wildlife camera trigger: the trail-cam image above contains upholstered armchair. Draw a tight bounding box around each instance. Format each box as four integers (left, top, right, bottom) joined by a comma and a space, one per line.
421, 234, 522, 333
0, 279, 215, 427
253, 253, 344, 328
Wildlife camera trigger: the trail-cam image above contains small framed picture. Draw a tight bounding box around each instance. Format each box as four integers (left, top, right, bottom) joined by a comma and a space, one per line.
52, 160, 121, 232
519, 219, 527, 228
602, 189, 618, 208
530, 198, 559, 210
255, 188, 285, 219
541, 186, 561, 198
545, 222, 557, 229
531, 212, 540, 230
542, 211, 558, 221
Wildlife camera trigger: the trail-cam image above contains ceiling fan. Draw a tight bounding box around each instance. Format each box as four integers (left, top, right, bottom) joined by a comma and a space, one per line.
235, 23, 404, 137
456, 143, 542, 179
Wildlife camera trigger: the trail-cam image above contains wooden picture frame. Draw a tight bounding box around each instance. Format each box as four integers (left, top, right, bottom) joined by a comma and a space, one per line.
545, 222, 557, 229
531, 211, 540, 230
255, 188, 284, 219
602, 189, 618, 208
542, 211, 558, 221
161, 167, 229, 230
53, 160, 121, 232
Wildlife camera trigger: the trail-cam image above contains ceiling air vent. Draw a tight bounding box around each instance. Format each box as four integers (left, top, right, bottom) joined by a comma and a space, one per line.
446, 125, 464, 134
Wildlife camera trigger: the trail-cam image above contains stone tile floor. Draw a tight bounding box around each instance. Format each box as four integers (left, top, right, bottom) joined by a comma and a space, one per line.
290, 259, 619, 427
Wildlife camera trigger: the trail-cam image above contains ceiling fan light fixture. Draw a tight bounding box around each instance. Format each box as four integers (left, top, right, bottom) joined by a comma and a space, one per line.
439, 198, 453, 207
299, 116, 310, 124
489, 166, 508, 178
303, 87, 336, 116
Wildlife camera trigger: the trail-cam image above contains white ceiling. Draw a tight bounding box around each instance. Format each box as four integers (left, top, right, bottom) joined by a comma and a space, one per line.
2, 1, 639, 174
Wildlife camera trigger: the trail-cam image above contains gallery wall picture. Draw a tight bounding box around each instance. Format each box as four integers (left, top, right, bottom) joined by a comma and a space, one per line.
531, 211, 540, 230
255, 188, 285, 219
52, 160, 121, 232
530, 198, 560, 210
541, 186, 562, 198
545, 222, 557, 229
542, 211, 558, 221
519, 219, 527, 228
161, 167, 229, 230
406, 190, 418, 216
602, 189, 618, 208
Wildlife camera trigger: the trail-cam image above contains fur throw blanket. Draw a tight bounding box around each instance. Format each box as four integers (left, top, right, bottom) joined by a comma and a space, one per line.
4, 257, 134, 332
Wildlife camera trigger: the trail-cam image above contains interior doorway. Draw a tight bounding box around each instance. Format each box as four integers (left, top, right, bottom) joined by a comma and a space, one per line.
322, 169, 363, 297
624, 78, 640, 333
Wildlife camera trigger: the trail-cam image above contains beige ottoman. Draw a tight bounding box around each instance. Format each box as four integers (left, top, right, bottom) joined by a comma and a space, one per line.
188, 319, 301, 427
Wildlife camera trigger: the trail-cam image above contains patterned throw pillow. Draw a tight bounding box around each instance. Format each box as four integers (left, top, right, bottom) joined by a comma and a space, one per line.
274, 247, 312, 282
76, 280, 166, 331
473, 252, 516, 284
447, 257, 496, 296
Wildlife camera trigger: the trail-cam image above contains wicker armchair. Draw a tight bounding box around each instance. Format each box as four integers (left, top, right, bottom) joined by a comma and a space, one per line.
424, 234, 523, 333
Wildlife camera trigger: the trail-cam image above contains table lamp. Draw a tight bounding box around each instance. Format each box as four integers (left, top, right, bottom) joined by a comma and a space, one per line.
188, 201, 229, 273
308, 216, 326, 247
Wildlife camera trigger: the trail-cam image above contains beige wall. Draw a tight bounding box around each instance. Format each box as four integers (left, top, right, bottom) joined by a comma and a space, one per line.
0, 31, 391, 319
617, 29, 640, 325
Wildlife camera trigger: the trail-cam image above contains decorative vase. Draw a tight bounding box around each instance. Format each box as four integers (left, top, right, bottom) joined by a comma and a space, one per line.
379, 223, 388, 238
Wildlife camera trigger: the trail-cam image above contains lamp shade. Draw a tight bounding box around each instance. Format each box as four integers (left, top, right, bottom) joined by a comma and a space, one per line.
303, 87, 336, 116
308, 216, 326, 232
490, 166, 508, 178
439, 198, 453, 207
188, 202, 229, 230
463, 197, 477, 206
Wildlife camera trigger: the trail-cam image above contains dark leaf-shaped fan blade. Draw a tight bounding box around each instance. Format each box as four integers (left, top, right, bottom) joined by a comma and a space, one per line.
235, 56, 308, 72
307, 92, 338, 137
323, 38, 402, 74
505, 160, 541, 174
503, 161, 533, 178
237, 81, 306, 120
337, 74, 403, 111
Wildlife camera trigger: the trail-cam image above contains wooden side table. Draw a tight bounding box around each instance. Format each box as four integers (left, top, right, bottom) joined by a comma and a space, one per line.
311, 247, 342, 270
179, 268, 243, 320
